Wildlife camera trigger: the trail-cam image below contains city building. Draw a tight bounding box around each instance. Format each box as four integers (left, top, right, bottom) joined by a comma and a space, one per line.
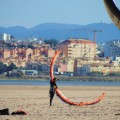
57, 38, 97, 58
58, 58, 74, 73
0, 33, 11, 41
74, 58, 112, 76
104, 40, 120, 58
0, 47, 11, 59
46, 49, 55, 58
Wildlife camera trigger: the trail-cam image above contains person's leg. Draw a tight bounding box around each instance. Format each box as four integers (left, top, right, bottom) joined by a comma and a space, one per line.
50, 97, 52, 106
50, 92, 54, 106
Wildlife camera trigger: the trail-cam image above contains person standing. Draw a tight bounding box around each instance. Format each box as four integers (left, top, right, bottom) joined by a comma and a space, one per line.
49, 78, 58, 106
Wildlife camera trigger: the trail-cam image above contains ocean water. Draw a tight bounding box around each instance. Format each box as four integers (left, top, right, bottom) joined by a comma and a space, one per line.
0, 80, 120, 86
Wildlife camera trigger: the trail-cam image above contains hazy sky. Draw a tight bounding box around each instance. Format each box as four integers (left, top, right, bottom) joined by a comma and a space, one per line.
0, 0, 115, 28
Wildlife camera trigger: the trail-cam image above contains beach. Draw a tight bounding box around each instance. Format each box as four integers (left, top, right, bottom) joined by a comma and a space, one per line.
0, 85, 120, 120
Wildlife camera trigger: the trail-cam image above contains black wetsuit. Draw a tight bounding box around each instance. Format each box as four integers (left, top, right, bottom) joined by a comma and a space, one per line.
49, 81, 57, 106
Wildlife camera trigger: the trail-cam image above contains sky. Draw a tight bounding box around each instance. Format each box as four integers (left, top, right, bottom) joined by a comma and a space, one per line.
0, 0, 117, 28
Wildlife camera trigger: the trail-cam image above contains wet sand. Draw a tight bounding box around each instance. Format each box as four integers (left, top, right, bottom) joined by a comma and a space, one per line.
0, 85, 120, 120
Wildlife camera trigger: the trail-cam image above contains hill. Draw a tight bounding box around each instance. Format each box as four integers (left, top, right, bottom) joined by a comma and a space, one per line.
0, 22, 120, 43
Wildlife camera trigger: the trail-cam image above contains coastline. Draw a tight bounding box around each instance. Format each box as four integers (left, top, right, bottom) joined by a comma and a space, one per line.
0, 75, 120, 81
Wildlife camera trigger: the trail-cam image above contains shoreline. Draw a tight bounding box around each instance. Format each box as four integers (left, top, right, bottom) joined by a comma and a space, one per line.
0, 75, 120, 81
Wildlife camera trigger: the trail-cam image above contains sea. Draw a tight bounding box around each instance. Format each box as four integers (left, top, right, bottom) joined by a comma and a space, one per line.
0, 80, 120, 86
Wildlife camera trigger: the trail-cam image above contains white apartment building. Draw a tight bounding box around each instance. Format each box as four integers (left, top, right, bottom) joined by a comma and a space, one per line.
104, 40, 120, 58
0, 33, 11, 41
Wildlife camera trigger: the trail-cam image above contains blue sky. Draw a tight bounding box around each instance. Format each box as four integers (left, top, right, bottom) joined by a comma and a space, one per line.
0, 0, 114, 28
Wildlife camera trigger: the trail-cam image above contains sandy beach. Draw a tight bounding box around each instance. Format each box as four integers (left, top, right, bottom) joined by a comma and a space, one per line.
0, 85, 120, 120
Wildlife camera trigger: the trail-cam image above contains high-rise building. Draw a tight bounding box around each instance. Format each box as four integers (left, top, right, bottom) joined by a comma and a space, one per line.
0, 33, 11, 41
57, 38, 97, 58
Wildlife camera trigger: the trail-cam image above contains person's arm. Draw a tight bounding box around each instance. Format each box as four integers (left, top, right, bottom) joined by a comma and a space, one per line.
53, 83, 57, 89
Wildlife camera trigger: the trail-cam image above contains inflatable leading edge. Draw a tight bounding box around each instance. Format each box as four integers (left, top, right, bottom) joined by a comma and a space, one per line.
104, 0, 120, 29
50, 50, 106, 106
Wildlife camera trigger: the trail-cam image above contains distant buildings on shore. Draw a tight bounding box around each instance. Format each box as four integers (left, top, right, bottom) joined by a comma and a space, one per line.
57, 38, 96, 58
104, 40, 120, 59
0, 33, 11, 41
0, 33, 120, 76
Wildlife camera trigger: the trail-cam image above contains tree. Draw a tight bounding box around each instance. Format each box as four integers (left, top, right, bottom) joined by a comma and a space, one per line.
44, 39, 59, 48
28, 44, 35, 49
7, 63, 17, 71
10, 35, 15, 40
0, 62, 7, 74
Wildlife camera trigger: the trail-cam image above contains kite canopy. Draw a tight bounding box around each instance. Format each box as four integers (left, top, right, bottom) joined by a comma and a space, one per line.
104, 0, 120, 29
50, 50, 106, 106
